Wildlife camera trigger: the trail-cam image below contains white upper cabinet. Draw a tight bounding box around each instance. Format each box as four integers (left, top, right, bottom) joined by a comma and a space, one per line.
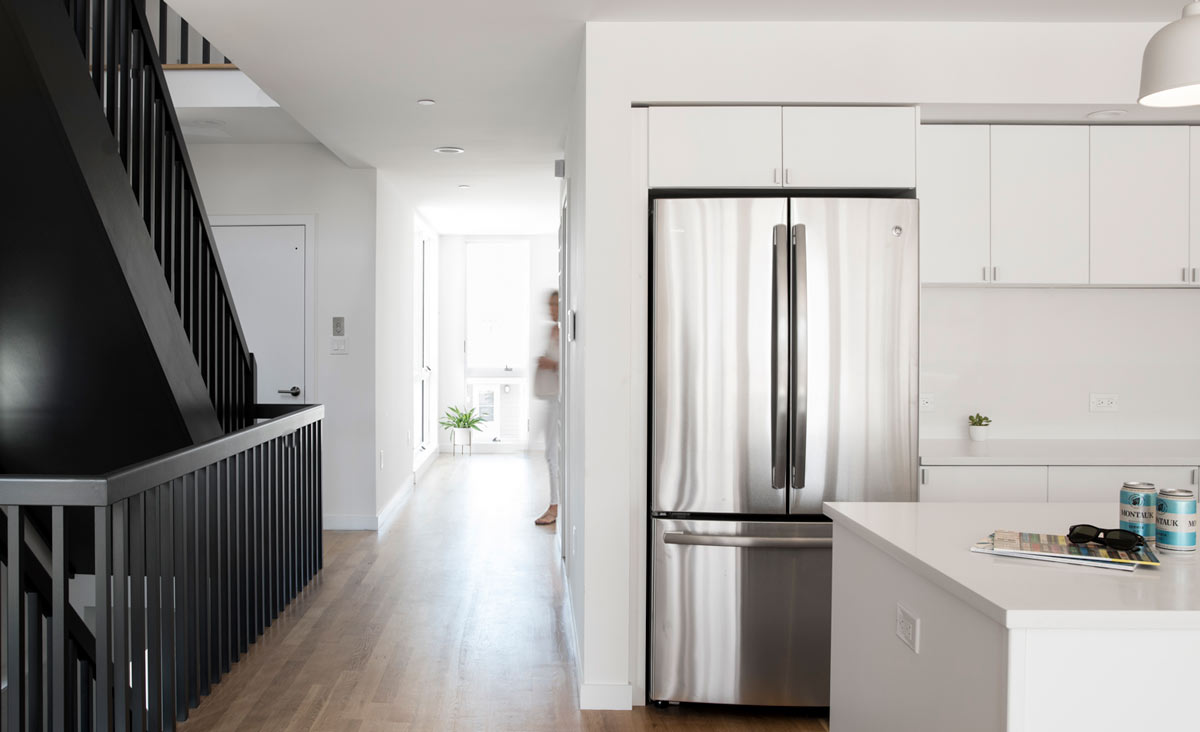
648, 107, 783, 189
782, 107, 916, 189
990, 126, 1090, 284
1090, 127, 1190, 285
1191, 127, 1200, 284
917, 125, 991, 284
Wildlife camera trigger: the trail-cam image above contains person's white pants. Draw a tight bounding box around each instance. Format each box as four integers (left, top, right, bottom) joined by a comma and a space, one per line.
543, 400, 560, 505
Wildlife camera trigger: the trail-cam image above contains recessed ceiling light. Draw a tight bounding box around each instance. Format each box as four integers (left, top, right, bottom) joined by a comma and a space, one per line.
458, 184, 471, 189
417, 99, 436, 106
1087, 109, 1128, 119
434, 146, 465, 154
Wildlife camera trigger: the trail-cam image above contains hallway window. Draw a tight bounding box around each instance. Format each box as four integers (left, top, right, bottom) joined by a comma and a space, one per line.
465, 240, 530, 443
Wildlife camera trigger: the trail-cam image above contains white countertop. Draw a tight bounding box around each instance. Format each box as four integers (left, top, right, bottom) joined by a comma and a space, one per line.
920, 438, 1200, 466
824, 501, 1200, 630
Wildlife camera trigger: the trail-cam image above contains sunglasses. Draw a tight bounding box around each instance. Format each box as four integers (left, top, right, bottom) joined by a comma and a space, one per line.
1067, 524, 1147, 552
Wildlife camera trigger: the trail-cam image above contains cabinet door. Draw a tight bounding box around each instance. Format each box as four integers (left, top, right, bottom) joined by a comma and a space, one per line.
991, 126, 1090, 284
782, 107, 916, 189
1090, 127, 1189, 285
1048, 466, 1198, 503
919, 466, 1047, 502
648, 107, 783, 189
917, 125, 991, 284
1191, 128, 1200, 284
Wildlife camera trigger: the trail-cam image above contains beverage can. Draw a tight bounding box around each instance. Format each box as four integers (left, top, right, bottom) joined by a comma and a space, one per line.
1120, 482, 1157, 545
1156, 488, 1197, 552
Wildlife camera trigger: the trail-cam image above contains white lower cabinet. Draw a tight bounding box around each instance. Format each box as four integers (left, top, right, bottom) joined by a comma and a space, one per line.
1047, 466, 1199, 502
919, 466, 1048, 502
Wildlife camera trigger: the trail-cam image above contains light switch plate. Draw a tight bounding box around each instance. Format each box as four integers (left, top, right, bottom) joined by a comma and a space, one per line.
330, 336, 348, 355
332, 316, 345, 336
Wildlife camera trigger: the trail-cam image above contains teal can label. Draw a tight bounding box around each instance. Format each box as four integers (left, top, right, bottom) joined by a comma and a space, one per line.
1120, 482, 1157, 544
1156, 488, 1197, 552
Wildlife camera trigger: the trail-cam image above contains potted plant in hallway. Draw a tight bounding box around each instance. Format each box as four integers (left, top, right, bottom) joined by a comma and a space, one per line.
968, 413, 992, 442
441, 406, 484, 455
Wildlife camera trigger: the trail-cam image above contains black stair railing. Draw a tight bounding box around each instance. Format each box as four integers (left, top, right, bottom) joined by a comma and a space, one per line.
0, 404, 324, 731
148, 1, 231, 67
60, 0, 255, 433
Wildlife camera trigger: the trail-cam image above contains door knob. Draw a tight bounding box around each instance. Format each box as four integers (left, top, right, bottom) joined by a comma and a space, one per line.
278, 386, 301, 397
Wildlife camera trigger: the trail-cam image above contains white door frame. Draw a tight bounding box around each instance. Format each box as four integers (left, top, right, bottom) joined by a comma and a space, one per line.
210, 214, 317, 404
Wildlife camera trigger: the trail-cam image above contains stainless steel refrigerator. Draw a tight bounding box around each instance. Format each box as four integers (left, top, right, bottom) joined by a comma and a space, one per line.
649, 197, 918, 707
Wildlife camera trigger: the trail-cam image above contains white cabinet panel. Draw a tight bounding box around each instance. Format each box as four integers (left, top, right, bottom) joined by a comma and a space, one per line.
991, 126, 1090, 284
1048, 466, 1197, 503
1090, 127, 1189, 285
648, 107, 783, 189
782, 107, 916, 189
917, 125, 990, 284
1191, 127, 1200, 284
919, 466, 1047, 502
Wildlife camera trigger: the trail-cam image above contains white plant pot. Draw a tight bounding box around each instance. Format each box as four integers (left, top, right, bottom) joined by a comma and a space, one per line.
968, 425, 989, 442
451, 427, 473, 446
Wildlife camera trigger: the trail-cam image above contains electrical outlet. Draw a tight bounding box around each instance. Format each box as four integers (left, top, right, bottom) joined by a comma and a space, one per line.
919, 393, 934, 412
1090, 393, 1119, 412
896, 603, 920, 653
332, 316, 345, 336
330, 336, 348, 355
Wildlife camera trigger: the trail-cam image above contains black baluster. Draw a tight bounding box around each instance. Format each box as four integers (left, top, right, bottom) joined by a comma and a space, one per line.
161, 482, 177, 729
113, 501, 128, 732
25, 592, 42, 732
7, 506, 26, 731
196, 467, 209, 697
179, 17, 188, 65
157, 1, 167, 64
146, 488, 162, 732
95, 506, 112, 731
51, 506, 69, 729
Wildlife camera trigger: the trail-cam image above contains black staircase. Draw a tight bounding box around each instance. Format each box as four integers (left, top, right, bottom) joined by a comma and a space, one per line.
0, 0, 326, 728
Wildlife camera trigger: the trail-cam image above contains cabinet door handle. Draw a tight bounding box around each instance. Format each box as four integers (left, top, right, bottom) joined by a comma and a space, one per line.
921, 468, 927, 485
773, 168, 781, 184
982, 266, 988, 282
1184, 267, 1189, 283
1192, 468, 1197, 485
1193, 268, 1197, 283
992, 266, 998, 282
785, 169, 792, 185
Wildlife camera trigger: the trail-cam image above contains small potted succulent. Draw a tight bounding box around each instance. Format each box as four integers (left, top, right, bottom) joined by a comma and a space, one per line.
440, 406, 484, 452
967, 413, 991, 442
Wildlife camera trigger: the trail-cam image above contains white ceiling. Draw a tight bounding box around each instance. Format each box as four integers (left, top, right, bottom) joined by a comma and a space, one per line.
167, 0, 1191, 236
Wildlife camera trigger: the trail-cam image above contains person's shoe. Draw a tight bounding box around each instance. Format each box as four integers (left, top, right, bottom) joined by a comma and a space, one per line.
535, 505, 558, 525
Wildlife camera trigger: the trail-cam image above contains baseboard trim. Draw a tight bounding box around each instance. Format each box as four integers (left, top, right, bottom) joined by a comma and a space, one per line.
579, 683, 634, 711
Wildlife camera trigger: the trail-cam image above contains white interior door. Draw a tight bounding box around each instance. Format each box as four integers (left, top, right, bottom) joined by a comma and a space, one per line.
213, 225, 306, 405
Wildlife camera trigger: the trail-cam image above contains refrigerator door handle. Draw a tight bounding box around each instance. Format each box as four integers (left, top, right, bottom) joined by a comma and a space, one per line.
790, 224, 808, 492
663, 531, 832, 549
772, 224, 789, 490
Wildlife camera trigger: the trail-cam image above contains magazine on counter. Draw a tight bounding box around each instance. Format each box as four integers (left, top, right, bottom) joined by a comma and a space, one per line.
970, 537, 1136, 572
970, 530, 1160, 571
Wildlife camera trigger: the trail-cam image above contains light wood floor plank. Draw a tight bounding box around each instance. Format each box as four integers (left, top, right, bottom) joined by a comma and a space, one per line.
178, 455, 829, 731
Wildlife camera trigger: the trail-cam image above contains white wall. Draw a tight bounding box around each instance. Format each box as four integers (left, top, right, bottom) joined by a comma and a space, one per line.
375, 171, 422, 521
437, 234, 559, 451
189, 143, 383, 529
921, 288, 1200, 440
569, 20, 1164, 709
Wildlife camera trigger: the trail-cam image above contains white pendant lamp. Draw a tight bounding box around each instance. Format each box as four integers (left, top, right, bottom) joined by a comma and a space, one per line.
1140, 1, 1200, 107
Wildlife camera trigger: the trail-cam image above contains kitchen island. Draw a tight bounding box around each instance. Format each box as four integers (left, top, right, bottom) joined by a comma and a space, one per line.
824, 501, 1200, 732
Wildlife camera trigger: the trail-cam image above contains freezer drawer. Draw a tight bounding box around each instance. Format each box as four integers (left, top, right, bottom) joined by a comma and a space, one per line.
650, 519, 832, 707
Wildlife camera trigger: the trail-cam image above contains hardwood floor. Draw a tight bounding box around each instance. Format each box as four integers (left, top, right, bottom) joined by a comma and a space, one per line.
177, 454, 829, 731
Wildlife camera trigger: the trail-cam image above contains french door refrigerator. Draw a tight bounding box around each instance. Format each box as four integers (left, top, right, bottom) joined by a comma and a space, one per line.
649, 197, 918, 707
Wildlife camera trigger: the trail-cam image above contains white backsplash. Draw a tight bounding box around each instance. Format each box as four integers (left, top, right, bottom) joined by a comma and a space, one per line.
920, 287, 1200, 440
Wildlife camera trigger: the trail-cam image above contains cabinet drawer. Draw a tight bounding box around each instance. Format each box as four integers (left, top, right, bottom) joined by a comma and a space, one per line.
919, 466, 1047, 502
1047, 466, 1198, 503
